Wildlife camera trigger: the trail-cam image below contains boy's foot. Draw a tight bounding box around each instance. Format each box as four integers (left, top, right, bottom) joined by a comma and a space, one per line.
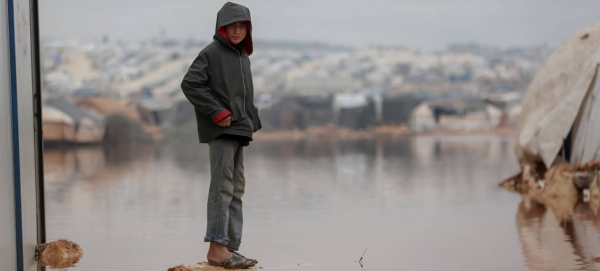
230, 251, 258, 264
207, 242, 255, 268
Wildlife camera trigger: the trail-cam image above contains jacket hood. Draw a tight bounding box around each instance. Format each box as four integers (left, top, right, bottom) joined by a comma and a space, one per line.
214, 2, 253, 56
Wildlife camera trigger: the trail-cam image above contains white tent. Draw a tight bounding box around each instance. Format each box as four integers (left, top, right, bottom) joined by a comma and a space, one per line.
516, 22, 600, 167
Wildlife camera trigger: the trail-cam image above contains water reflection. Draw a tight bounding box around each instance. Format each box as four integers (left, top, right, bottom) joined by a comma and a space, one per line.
44, 136, 594, 271
517, 196, 600, 271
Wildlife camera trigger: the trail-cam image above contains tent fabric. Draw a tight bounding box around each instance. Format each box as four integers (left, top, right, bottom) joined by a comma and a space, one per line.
515, 22, 600, 167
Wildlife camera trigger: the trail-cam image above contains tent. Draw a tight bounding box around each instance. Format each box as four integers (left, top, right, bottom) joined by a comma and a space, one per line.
516, 22, 600, 167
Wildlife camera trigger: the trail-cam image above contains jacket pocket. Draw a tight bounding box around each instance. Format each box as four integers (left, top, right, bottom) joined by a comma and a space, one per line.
251, 106, 262, 132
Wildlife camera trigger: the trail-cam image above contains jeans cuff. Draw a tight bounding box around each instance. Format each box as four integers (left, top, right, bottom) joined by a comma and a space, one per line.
227, 241, 241, 251
204, 235, 230, 246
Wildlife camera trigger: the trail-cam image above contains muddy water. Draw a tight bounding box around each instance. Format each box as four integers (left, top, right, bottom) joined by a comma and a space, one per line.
43, 136, 600, 271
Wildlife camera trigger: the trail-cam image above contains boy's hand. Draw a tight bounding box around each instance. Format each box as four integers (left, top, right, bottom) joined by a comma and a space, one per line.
217, 116, 232, 127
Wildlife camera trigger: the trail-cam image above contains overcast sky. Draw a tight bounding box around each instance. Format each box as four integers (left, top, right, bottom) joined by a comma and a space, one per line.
40, 0, 600, 49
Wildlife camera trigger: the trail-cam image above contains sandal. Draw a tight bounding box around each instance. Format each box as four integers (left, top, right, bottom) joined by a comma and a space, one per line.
208, 252, 256, 269
232, 251, 258, 264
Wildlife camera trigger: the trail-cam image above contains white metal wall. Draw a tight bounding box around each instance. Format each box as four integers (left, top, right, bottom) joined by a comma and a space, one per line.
0, 0, 17, 269
1, 0, 40, 270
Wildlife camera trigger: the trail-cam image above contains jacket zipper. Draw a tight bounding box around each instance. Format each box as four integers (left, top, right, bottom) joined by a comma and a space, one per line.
238, 51, 254, 132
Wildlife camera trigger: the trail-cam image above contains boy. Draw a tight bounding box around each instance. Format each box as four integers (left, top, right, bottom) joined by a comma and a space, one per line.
181, 2, 261, 269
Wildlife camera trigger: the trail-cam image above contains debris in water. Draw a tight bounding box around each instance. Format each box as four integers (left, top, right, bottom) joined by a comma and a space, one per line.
537, 179, 546, 189
499, 162, 548, 194
584, 189, 591, 203
499, 172, 523, 192
36, 239, 83, 269
581, 33, 590, 40
499, 158, 600, 218
359, 246, 368, 269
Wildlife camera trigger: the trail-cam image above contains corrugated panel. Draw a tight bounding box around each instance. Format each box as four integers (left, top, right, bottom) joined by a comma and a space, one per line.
571, 66, 600, 164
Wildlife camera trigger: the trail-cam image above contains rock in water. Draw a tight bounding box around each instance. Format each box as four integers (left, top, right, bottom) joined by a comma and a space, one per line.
36, 239, 83, 269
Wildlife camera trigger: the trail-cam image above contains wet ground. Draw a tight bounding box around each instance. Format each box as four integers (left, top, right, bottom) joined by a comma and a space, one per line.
43, 135, 600, 271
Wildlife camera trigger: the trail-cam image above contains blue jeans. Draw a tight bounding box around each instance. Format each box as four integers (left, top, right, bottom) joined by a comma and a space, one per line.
204, 139, 245, 251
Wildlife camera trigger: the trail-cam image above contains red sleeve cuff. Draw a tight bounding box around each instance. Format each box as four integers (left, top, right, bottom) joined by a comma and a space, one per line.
213, 109, 232, 124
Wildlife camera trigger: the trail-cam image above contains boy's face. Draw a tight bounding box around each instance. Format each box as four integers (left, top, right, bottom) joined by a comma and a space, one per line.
225, 21, 248, 45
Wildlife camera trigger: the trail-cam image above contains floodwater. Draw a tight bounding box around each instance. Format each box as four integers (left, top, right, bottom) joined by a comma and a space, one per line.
43, 135, 600, 271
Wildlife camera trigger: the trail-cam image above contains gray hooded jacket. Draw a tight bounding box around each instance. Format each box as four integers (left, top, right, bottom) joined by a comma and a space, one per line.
181, 2, 261, 143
